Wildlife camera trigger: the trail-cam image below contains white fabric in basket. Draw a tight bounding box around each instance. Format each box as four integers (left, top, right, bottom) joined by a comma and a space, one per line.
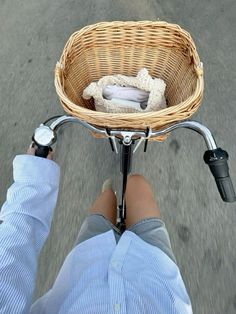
82, 68, 167, 113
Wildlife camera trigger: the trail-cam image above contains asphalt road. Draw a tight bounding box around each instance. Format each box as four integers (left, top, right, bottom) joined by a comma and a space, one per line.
1, 0, 236, 313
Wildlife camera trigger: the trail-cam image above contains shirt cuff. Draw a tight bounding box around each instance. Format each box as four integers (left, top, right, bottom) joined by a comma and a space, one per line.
13, 155, 60, 186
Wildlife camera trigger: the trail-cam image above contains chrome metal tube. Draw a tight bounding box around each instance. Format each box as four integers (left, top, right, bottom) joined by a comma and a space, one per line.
151, 121, 217, 150
47, 116, 217, 151
49, 115, 108, 135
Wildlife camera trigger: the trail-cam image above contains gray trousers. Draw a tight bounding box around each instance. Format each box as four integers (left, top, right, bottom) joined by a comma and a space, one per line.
75, 214, 176, 263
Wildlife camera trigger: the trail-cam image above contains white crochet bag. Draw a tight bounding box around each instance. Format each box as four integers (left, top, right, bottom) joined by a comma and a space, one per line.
82, 68, 166, 113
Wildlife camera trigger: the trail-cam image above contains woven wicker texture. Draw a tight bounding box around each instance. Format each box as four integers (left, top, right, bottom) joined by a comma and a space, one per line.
55, 21, 204, 141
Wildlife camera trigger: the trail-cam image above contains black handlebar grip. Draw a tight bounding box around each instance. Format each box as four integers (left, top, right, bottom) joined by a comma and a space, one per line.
35, 145, 50, 158
204, 148, 236, 203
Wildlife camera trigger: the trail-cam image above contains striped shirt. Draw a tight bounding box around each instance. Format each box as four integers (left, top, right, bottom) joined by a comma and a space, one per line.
0, 155, 192, 313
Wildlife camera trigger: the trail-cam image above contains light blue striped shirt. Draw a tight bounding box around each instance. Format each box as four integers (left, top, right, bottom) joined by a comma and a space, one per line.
0, 155, 192, 313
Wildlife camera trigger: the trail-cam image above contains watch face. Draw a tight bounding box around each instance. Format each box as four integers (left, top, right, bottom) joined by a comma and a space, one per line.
34, 126, 55, 146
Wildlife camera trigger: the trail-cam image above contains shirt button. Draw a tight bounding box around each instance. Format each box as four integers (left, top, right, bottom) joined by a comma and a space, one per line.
113, 303, 121, 312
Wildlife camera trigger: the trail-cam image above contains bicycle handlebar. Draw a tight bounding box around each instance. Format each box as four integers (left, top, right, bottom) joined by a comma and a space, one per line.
47, 116, 217, 150
204, 148, 236, 202
32, 116, 236, 202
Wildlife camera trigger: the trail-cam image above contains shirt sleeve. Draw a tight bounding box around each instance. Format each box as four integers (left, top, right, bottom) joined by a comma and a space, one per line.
0, 155, 60, 313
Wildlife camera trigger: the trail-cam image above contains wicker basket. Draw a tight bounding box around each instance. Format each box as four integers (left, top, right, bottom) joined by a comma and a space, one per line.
55, 21, 204, 141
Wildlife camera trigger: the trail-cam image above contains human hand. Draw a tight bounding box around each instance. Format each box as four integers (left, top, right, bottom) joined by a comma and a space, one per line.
27, 143, 53, 160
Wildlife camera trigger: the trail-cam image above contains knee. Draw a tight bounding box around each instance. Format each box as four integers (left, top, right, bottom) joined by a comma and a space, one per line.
127, 174, 147, 186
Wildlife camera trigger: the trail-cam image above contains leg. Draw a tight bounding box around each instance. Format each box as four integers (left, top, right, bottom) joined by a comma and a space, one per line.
89, 188, 117, 225
75, 185, 120, 246
125, 174, 176, 263
125, 174, 160, 228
